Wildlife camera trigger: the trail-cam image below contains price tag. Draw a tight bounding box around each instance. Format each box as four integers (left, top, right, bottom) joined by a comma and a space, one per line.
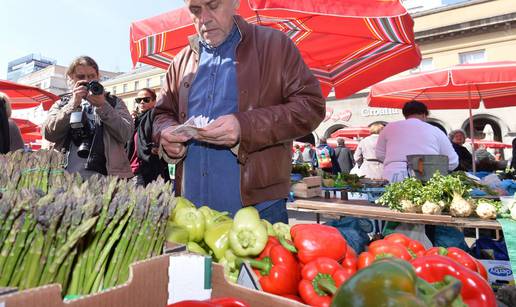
168, 254, 212, 304
237, 261, 262, 291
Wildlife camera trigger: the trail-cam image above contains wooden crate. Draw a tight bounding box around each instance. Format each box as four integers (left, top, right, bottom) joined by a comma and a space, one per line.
292, 176, 322, 198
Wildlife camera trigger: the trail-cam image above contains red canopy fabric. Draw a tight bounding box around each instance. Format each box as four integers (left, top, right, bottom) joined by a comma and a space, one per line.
130, 0, 421, 98
12, 118, 39, 134
0, 80, 59, 110
330, 127, 370, 139
466, 139, 512, 149
367, 61, 516, 109
327, 137, 358, 150
21, 131, 42, 143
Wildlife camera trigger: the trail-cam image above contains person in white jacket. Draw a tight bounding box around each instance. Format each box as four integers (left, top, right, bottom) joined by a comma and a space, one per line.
376, 100, 458, 182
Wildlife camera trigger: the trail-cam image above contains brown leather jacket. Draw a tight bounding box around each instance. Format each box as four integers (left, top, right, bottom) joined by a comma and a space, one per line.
153, 15, 325, 206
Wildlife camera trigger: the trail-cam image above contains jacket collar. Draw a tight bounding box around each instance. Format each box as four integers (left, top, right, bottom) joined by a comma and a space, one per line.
188, 15, 249, 54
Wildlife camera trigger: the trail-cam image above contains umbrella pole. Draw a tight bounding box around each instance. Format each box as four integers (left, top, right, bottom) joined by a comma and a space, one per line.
468, 84, 476, 174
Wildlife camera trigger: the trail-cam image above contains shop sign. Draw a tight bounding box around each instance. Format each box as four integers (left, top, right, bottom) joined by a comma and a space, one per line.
360, 108, 400, 117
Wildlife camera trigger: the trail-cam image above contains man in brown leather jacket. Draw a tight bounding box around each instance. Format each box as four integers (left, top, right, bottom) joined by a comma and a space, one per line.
153, 0, 325, 222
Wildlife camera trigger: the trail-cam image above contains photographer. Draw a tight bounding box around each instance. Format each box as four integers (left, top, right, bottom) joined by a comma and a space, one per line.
43, 56, 133, 179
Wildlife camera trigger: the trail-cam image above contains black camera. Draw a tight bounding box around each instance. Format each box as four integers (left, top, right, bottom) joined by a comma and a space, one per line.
81, 80, 104, 96
69, 105, 94, 158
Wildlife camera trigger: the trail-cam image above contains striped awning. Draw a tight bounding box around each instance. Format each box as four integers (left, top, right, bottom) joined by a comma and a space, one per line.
130, 0, 421, 99
368, 61, 516, 109
1, 80, 59, 110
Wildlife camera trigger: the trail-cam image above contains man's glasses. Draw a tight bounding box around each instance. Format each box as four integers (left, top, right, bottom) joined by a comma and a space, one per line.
135, 97, 152, 104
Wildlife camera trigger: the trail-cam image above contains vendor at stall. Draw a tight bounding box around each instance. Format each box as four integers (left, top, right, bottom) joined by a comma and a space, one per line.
153, 0, 325, 223
376, 100, 458, 182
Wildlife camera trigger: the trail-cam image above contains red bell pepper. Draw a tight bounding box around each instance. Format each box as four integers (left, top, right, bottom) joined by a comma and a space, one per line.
384, 233, 426, 256
249, 237, 300, 295
411, 255, 496, 307
167, 297, 249, 307
298, 257, 352, 307
340, 246, 357, 275
281, 294, 305, 304
289, 224, 347, 264
357, 239, 414, 269
425, 247, 487, 279
474, 258, 488, 280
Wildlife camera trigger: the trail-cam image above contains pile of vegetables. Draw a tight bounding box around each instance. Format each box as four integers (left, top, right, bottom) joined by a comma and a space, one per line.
320, 172, 363, 190
176, 203, 496, 307
376, 172, 502, 219
166, 198, 290, 283
0, 150, 174, 296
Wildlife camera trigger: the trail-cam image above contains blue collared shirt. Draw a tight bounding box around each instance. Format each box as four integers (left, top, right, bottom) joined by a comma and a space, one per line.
183, 25, 243, 214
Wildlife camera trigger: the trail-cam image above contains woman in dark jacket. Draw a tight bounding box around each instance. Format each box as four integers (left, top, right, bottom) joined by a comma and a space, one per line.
0, 92, 24, 153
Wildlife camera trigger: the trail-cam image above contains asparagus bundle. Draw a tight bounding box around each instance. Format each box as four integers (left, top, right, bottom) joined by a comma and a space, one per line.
0, 150, 175, 296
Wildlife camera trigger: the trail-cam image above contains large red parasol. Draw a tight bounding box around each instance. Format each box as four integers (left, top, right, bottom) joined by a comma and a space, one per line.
367, 61, 516, 109
12, 118, 39, 134
330, 127, 371, 139
466, 139, 512, 149
0, 80, 59, 111
130, 0, 421, 98
367, 61, 516, 173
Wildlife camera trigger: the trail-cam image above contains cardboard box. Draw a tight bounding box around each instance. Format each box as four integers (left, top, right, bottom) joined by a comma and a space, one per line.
480, 259, 515, 290
0, 255, 306, 307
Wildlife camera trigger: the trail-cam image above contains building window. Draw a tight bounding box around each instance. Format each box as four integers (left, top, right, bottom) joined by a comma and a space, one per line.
123, 84, 128, 93
113, 86, 117, 95
135, 81, 139, 91
411, 57, 433, 73
146, 78, 151, 88
160, 75, 165, 86
459, 50, 485, 64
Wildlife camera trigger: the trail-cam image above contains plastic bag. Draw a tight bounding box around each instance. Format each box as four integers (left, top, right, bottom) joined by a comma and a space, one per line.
325, 217, 372, 254
392, 223, 433, 249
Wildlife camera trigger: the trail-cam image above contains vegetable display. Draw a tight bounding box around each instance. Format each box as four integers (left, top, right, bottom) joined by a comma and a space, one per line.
376, 172, 502, 219
0, 150, 174, 296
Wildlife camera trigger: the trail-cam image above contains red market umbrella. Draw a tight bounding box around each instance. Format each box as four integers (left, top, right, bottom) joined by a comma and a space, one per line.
12, 118, 39, 134
327, 137, 358, 151
0, 80, 59, 110
22, 131, 42, 143
330, 127, 371, 139
466, 139, 512, 149
367, 61, 516, 109
367, 61, 516, 173
130, 0, 421, 98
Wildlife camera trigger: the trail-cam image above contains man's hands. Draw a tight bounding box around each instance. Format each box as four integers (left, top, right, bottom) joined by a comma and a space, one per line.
160, 114, 241, 159
197, 114, 241, 147
71, 80, 106, 108
160, 126, 190, 159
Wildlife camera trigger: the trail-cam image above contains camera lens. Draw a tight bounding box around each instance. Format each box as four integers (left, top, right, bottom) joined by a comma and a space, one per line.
88, 81, 104, 96
77, 140, 92, 158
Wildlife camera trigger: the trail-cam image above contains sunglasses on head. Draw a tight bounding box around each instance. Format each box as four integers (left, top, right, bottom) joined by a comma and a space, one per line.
135, 97, 152, 104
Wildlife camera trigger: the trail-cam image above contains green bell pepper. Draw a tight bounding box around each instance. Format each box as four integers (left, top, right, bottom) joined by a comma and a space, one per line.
331, 258, 462, 307
204, 220, 233, 261
262, 219, 276, 236
171, 197, 196, 221
187, 241, 209, 256
199, 206, 231, 229
166, 221, 190, 244
272, 222, 291, 241
174, 206, 205, 243
219, 249, 239, 283
229, 207, 268, 257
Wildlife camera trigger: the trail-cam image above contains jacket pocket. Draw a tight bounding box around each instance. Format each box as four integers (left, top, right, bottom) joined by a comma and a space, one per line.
244, 144, 291, 189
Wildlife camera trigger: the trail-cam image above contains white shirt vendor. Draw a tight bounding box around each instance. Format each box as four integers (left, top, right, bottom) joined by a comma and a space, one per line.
375, 102, 459, 182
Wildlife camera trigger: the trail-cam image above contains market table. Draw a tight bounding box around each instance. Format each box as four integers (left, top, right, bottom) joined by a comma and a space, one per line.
287, 197, 501, 230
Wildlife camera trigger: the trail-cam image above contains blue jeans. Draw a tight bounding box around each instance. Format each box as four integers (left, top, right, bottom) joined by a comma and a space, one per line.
255, 199, 288, 224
